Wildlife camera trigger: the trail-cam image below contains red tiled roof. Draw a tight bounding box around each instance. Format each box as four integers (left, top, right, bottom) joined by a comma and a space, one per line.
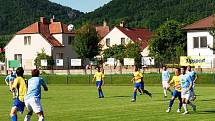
116, 26, 153, 49
17, 22, 39, 34
16, 18, 74, 46
183, 14, 215, 30
95, 26, 110, 38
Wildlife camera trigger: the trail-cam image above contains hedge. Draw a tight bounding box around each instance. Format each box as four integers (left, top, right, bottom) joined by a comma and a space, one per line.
0, 73, 214, 85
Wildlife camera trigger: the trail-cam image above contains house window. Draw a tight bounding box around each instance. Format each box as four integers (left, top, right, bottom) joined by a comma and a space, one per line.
193, 37, 199, 48
193, 36, 207, 48
106, 38, 110, 47
68, 36, 74, 45
121, 38, 126, 45
56, 53, 64, 59
14, 54, 22, 65
200, 37, 207, 48
24, 36, 31, 45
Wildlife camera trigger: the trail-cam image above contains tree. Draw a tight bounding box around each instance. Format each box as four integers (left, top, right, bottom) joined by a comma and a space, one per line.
209, 18, 215, 51
0, 35, 13, 62
103, 44, 126, 67
34, 49, 53, 69
73, 23, 101, 61
149, 20, 186, 66
125, 42, 142, 66
0, 53, 5, 62
103, 43, 141, 66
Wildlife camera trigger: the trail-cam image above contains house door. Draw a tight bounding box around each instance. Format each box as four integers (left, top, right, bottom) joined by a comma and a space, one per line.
14, 54, 22, 66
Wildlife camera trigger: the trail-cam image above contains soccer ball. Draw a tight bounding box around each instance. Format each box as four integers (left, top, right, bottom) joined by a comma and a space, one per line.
68, 24, 74, 31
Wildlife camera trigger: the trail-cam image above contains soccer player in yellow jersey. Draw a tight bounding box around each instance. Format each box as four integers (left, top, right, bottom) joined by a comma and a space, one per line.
166, 68, 182, 113
92, 67, 105, 98
131, 66, 144, 102
10, 67, 27, 121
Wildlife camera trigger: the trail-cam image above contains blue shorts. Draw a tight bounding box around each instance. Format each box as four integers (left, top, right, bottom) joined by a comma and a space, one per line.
134, 82, 143, 89
190, 87, 194, 91
172, 90, 181, 98
13, 98, 25, 113
140, 81, 144, 88
96, 81, 103, 87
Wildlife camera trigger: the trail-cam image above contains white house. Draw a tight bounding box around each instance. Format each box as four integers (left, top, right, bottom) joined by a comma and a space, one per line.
100, 22, 153, 57
5, 17, 78, 70
183, 14, 215, 68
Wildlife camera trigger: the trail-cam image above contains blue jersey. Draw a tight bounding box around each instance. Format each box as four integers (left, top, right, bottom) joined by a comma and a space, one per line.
5, 73, 16, 84
162, 70, 170, 81
180, 74, 192, 89
187, 71, 196, 82
24, 77, 47, 100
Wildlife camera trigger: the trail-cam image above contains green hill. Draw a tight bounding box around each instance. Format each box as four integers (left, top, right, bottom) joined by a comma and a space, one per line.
75, 0, 215, 30
0, 0, 83, 35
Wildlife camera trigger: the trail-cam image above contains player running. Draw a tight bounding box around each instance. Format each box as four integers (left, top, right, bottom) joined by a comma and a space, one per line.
24, 69, 48, 121
5, 70, 17, 99
131, 66, 152, 102
162, 66, 172, 97
186, 65, 197, 101
10, 67, 27, 121
180, 66, 196, 114
166, 68, 182, 113
92, 67, 105, 98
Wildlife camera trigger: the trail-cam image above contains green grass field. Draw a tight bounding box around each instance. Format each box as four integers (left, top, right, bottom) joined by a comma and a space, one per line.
1, 84, 215, 121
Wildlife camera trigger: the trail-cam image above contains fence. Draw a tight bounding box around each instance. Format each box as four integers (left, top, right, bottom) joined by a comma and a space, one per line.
1, 73, 215, 85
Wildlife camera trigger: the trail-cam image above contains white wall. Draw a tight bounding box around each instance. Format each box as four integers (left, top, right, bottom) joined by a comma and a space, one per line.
187, 30, 215, 68
53, 34, 63, 44
187, 31, 214, 56
100, 27, 132, 50
141, 46, 150, 57
5, 34, 52, 70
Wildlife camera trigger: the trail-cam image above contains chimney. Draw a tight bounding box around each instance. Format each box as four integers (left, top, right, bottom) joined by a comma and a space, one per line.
103, 20, 107, 27
120, 21, 125, 27
50, 15, 55, 23
40, 17, 47, 24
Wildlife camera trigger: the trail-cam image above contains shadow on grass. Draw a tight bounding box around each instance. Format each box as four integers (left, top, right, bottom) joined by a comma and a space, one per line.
198, 110, 215, 114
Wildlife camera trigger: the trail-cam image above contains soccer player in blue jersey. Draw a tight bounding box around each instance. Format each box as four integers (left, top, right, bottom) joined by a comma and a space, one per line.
5, 70, 17, 99
166, 68, 182, 113
5, 70, 12, 86
162, 66, 172, 97
187, 65, 197, 101
24, 69, 48, 121
180, 67, 196, 114
10, 67, 27, 121
92, 67, 105, 98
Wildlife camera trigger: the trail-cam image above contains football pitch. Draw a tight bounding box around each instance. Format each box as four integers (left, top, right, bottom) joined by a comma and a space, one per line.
1, 85, 215, 121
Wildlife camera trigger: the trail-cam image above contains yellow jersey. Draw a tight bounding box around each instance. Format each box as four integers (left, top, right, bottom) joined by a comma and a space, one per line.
133, 71, 143, 83
169, 76, 181, 92
94, 72, 104, 81
12, 76, 27, 102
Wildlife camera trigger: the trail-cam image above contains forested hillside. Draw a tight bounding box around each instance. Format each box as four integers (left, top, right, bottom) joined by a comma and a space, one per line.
0, 0, 83, 35
75, 0, 215, 30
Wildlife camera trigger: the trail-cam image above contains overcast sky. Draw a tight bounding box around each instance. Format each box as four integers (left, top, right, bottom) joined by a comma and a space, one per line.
49, 0, 111, 13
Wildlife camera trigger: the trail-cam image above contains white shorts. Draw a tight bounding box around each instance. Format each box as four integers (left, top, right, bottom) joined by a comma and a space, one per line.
181, 88, 190, 100
25, 97, 43, 113
162, 81, 169, 88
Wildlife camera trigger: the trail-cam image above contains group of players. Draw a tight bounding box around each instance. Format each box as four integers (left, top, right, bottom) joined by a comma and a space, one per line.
5, 65, 197, 121
162, 66, 197, 114
5, 67, 48, 121
92, 65, 197, 115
